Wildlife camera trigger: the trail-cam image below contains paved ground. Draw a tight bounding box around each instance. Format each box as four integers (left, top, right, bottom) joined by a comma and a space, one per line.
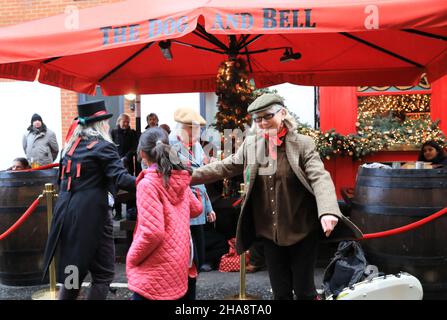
0, 218, 328, 300
0, 263, 325, 300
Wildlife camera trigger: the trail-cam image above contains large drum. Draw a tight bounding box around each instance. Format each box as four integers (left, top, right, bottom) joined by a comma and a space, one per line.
350, 167, 447, 299
0, 169, 58, 286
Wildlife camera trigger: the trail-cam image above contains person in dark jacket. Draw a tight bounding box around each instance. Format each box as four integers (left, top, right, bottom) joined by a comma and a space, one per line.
145, 113, 159, 129
111, 113, 139, 220
42, 100, 136, 300
418, 140, 447, 168
111, 113, 139, 174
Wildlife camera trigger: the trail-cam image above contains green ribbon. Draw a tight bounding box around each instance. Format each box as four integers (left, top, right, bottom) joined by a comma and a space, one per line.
245, 166, 250, 188
78, 117, 87, 125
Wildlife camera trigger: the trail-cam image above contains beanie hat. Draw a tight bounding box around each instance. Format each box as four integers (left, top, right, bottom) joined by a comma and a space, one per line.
31, 113, 43, 124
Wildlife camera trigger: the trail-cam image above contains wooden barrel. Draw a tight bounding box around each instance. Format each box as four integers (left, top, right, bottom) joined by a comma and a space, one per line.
351, 167, 447, 299
0, 169, 58, 286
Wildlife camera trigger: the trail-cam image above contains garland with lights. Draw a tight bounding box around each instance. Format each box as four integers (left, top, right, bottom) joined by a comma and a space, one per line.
296, 93, 445, 161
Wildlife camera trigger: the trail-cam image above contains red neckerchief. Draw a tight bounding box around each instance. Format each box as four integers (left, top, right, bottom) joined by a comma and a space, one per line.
263, 126, 288, 160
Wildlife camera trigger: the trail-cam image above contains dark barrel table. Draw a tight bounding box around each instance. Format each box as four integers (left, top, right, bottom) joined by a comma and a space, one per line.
351, 166, 447, 299
0, 169, 58, 286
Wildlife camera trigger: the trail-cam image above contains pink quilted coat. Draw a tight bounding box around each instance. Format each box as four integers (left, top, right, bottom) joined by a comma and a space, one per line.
126, 169, 202, 300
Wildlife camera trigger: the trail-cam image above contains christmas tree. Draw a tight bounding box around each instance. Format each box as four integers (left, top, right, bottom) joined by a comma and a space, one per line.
212, 58, 256, 197
214, 58, 254, 132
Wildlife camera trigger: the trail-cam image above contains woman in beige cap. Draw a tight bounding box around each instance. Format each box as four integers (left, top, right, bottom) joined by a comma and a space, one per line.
169, 107, 217, 298
191, 94, 362, 300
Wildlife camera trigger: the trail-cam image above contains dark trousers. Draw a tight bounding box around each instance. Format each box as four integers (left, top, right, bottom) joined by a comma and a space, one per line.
190, 225, 205, 267
262, 231, 319, 300
203, 224, 229, 268
249, 239, 265, 268
131, 277, 196, 300
58, 212, 115, 300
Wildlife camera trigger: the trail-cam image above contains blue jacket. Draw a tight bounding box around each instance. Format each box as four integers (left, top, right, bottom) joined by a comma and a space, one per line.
170, 136, 214, 225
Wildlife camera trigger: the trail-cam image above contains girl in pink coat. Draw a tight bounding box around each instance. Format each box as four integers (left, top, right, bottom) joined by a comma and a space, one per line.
126, 127, 202, 300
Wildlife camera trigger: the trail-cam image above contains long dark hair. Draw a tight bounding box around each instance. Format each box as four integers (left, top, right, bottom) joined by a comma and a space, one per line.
418, 140, 446, 164
138, 127, 191, 185
13, 157, 30, 168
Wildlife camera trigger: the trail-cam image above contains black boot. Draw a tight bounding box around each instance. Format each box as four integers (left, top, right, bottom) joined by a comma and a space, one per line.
86, 283, 110, 300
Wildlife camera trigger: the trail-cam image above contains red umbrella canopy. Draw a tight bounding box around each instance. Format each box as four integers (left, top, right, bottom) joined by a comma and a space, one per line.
0, 0, 446, 95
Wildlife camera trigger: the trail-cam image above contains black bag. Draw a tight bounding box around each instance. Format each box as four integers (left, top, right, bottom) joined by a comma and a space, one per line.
322, 241, 369, 298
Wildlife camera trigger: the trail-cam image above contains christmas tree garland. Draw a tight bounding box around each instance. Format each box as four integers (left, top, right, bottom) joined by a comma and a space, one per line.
297, 117, 445, 161
295, 94, 445, 161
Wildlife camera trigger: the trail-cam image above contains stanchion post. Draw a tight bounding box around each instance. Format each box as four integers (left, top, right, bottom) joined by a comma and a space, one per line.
32, 183, 58, 300
44, 183, 57, 299
239, 252, 246, 299
225, 183, 260, 300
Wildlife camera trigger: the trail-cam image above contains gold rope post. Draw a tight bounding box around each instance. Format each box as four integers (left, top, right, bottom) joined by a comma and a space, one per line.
33, 183, 58, 300
225, 183, 260, 300
239, 251, 247, 299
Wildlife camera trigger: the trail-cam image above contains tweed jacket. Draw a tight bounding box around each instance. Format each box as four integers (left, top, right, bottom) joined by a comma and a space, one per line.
191, 113, 362, 254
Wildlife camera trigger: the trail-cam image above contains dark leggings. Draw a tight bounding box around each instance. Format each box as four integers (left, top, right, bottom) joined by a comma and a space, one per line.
190, 225, 205, 268
262, 232, 319, 300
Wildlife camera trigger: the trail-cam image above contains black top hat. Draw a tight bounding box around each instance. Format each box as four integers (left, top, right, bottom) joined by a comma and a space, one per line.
77, 100, 113, 125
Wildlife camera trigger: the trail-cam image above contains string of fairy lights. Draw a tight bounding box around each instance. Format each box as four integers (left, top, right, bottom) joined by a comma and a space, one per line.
358, 94, 430, 119
214, 58, 254, 132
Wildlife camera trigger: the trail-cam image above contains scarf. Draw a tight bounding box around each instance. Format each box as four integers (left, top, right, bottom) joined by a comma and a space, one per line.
27, 123, 47, 134
263, 126, 288, 160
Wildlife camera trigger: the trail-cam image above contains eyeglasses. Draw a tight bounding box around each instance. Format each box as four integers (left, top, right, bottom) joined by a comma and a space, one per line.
252, 109, 281, 123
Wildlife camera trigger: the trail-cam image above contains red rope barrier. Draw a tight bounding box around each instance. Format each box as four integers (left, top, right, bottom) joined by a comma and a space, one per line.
0, 195, 43, 241
360, 207, 447, 240
19, 163, 59, 172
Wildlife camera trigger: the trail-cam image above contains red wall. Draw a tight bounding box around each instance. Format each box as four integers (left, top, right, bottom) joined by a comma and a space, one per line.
319, 87, 357, 135
318, 75, 447, 199
430, 75, 447, 134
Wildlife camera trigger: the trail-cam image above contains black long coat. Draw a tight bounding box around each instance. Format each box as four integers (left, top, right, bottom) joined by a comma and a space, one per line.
111, 127, 140, 175
42, 138, 135, 282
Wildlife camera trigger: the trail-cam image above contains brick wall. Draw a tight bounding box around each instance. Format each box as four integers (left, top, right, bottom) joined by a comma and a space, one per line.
0, 0, 125, 139
123, 97, 138, 130
0, 0, 123, 26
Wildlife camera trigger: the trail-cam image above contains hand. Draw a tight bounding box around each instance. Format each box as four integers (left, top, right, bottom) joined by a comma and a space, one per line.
207, 211, 216, 223
320, 215, 338, 237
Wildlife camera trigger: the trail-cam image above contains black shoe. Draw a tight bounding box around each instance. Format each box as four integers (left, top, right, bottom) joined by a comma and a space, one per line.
200, 264, 213, 272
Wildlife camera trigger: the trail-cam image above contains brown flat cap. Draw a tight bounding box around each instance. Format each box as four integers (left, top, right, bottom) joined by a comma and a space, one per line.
247, 93, 284, 114
174, 107, 206, 126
